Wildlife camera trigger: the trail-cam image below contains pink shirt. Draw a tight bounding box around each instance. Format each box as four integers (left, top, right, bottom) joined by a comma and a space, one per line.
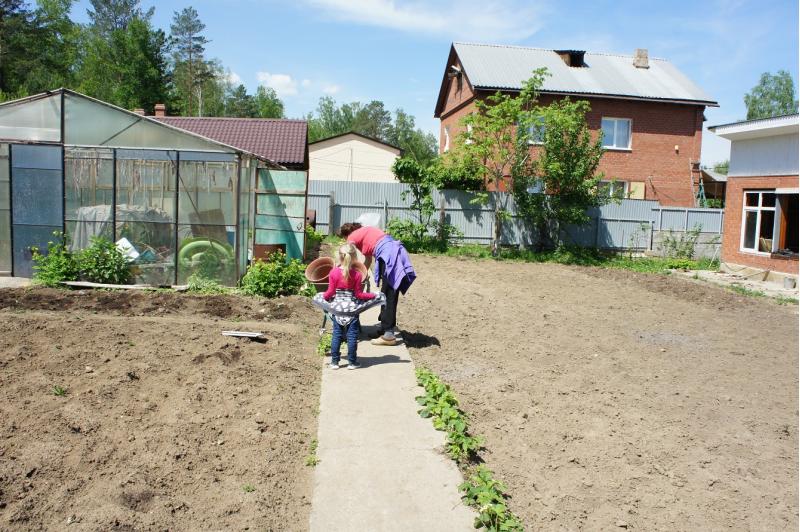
347, 226, 386, 257
322, 267, 376, 301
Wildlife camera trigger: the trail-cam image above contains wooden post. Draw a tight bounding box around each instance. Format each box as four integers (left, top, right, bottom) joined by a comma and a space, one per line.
328, 191, 336, 236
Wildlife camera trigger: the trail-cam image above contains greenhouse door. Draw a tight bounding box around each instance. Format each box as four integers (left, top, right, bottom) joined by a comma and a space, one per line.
10, 144, 63, 278
254, 169, 308, 260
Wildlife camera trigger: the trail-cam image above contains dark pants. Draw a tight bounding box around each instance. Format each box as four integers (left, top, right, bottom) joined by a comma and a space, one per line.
378, 258, 399, 333
331, 316, 360, 365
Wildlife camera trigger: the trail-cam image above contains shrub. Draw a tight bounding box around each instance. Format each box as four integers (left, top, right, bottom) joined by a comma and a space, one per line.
31, 232, 79, 287
387, 218, 462, 253
240, 251, 307, 298
77, 237, 132, 284
186, 274, 230, 294
305, 225, 324, 257
658, 225, 701, 260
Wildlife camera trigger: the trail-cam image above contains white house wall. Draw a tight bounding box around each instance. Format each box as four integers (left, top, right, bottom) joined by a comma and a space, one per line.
309, 136, 400, 183
729, 133, 799, 177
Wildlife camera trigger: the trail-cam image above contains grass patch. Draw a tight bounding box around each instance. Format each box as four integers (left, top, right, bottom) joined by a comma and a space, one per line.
316, 332, 332, 357
727, 285, 799, 305
304, 439, 320, 467
52, 385, 67, 397
435, 244, 719, 273
415, 367, 522, 531
242, 484, 256, 493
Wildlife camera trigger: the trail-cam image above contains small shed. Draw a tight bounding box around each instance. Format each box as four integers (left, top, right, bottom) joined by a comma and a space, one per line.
309, 132, 402, 183
0, 89, 303, 286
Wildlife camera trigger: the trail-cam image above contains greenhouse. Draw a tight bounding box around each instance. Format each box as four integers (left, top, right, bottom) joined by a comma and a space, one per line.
0, 89, 307, 286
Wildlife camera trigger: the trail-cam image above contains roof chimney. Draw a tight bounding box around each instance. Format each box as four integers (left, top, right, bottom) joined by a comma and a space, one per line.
133, 108, 145, 116
634, 48, 649, 68
154, 103, 166, 117
555, 50, 586, 68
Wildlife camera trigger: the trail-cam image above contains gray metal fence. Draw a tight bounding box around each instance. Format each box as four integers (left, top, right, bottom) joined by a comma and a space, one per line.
308, 180, 724, 254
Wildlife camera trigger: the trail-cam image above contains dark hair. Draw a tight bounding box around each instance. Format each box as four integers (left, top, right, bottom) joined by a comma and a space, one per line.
338, 223, 362, 238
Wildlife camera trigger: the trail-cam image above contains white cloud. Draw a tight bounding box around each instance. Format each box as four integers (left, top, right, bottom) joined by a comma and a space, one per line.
322, 83, 341, 95
302, 0, 546, 41
227, 72, 242, 85
301, 79, 312, 88
256, 72, 299, 97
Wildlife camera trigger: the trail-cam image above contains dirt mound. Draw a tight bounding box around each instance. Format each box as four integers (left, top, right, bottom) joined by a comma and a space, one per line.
0, 287, 313, 322
0, 289, 321, 531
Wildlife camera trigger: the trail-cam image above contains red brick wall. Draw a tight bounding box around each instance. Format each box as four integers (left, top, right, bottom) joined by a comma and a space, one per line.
438, 92, 705, 206
721, 175, 799, 275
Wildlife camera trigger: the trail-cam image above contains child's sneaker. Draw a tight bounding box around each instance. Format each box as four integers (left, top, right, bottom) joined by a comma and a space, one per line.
329, 362, 340, 370
347, 362, 361, 370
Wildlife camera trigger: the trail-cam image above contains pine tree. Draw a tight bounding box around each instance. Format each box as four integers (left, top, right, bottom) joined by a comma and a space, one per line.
169, 6, 211, 116
87, 0, 152, 36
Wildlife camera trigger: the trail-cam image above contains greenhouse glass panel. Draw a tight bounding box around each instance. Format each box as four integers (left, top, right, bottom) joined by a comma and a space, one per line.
178, 159, 237, 226
177, 224, 236, 285
12, 224, 61, 278
238, 159, 254, 278
0, 94, 61, 142
116, 221, 175, 286
65, 147, 114, 223
116, 152, 177, 222
64, 92, 139, 146
64, 92, 231, 152
0, 144, 8, 271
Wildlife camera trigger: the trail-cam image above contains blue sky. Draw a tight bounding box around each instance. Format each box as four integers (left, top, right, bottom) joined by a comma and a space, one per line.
71, 0, 798, 164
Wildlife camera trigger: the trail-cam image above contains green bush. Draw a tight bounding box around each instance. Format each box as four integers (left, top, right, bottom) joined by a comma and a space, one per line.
77, 237, 132, 284
305, 225, 325, 257
186, 274, 230, 294
387, 218, 462, 253
31, 233, 78, 287
240, 251, 307, 298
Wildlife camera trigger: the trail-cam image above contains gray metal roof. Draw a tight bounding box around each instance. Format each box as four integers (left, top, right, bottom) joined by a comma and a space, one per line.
453, 42, 717, 106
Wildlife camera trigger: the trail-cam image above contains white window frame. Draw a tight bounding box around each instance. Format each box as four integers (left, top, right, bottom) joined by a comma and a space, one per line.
740, 189, 779, 255
601, 117, 632, 150
599, 179, 628, 198
464, 123, 473, 145
443, 126, 450, 152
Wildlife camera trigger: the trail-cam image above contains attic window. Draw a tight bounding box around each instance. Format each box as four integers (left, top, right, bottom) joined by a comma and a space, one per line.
555, 50, 586, 68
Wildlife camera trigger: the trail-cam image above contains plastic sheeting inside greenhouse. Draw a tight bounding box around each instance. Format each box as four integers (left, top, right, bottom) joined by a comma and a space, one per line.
0, 89, 280, 286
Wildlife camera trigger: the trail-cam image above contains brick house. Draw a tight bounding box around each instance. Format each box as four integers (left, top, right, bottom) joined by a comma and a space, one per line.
434, 43, 718, 206
708, 114, 798, 277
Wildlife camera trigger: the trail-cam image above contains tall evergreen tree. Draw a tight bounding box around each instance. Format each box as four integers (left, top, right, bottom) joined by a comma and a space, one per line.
225, 84, 255, 117
169, 6, 211, 116
78, 16, 169, 112
0, 0, 32, 97
87, 0, 152, 36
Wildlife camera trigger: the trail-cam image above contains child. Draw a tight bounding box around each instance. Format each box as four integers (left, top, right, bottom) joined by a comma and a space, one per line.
312, 243, 385, 370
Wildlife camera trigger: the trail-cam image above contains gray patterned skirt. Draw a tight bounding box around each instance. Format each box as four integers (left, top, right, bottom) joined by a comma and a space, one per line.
312, 289, 386, 326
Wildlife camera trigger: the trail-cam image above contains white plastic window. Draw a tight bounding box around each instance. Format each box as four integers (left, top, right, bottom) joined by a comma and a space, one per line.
601, 118, 631, 149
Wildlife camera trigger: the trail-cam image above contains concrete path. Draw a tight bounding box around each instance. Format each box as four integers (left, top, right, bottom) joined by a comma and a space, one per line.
309, 305, 475, 531
0, 276, 30, 288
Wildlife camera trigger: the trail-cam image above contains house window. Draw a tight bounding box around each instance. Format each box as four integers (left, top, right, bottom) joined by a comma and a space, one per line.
599, 180, 628, 199
528, 116, 545, 144
465, 123, 473, 145
601, 118, 631, 149
740, 190, 777, 254
444, 126, 450, 152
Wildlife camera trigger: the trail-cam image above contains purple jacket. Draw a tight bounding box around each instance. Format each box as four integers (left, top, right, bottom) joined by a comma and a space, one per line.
374, 236, 416, 294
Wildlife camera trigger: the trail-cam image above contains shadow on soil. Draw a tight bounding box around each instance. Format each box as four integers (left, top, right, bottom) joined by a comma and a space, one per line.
402, 331, 441, 348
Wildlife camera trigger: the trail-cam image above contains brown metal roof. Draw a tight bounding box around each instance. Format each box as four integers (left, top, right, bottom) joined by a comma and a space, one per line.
155, 117, 308, 168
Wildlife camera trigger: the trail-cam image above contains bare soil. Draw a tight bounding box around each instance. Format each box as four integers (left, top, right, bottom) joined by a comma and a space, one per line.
401, 255, 798, 531
0, 288, 320, 531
